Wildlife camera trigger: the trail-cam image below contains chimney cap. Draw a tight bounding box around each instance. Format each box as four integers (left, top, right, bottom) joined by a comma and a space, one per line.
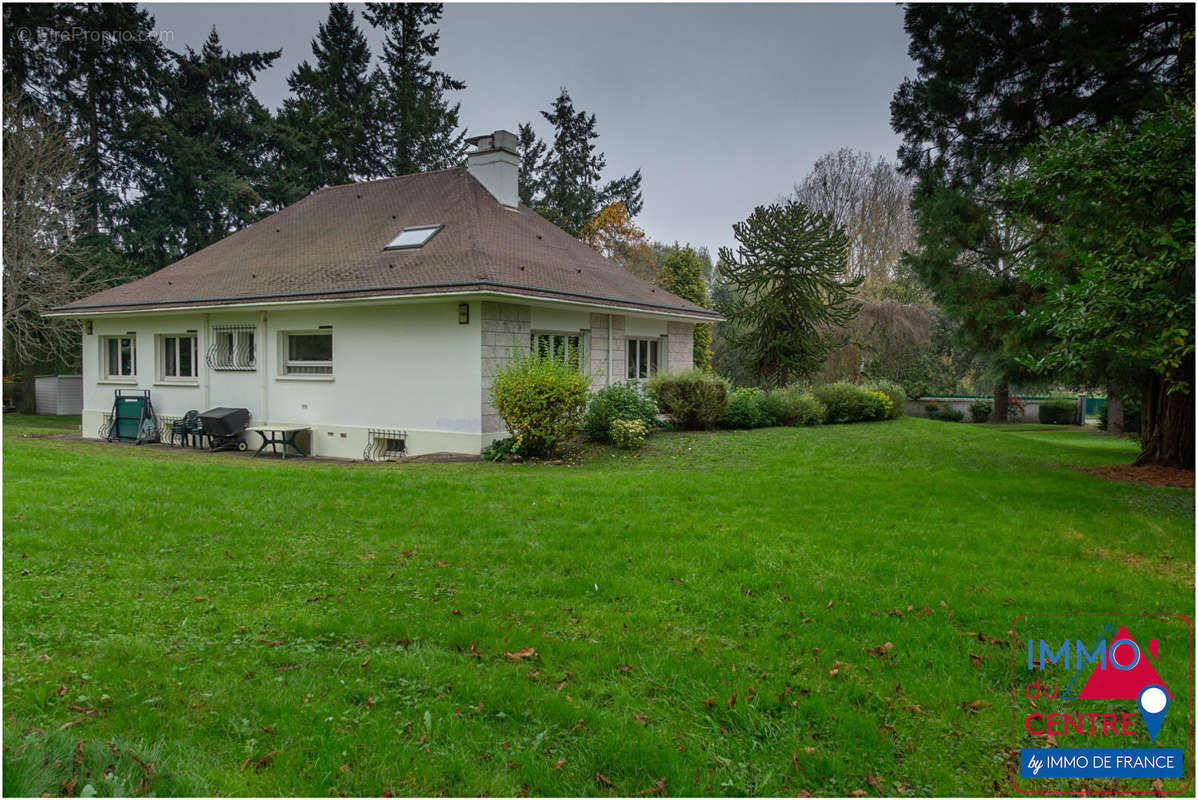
467, 129, 519, 156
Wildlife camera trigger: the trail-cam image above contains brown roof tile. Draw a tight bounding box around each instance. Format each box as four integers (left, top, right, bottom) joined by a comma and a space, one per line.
54, 168, 720, 320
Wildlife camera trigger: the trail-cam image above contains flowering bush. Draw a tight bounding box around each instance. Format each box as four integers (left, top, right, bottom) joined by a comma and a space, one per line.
610, 418, 648, 450
583, 381, 659, 443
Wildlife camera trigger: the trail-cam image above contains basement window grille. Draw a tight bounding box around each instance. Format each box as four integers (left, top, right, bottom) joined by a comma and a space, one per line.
157, 414, 182, 442
364, 428, 407, 461
208, 324, 256, 370
99, 412, 113, 438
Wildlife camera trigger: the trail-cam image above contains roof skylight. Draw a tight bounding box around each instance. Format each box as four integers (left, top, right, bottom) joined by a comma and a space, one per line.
385, 224, 443, 250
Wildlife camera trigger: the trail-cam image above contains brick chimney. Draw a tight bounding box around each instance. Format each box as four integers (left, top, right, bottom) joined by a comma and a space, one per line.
466, 130, 520, 207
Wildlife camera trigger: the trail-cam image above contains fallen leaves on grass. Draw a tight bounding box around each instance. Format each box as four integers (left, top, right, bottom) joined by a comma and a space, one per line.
242, 750, 280, 772
553, 758, 565, 769
969, 653, 983, 669
503, 647, 538, 662
616, 664, 633, 673
636, 776, 667, 796
596, 772, 614, 788
867, 642, 895, 657
963, 700, 989, 713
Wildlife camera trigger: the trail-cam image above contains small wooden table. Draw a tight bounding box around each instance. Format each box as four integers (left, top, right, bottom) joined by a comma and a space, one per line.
245, 425, 311, 459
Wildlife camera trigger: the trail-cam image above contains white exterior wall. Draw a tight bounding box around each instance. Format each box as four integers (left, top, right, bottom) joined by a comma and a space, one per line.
81, 301, 482, 457
78, 297, 698, 457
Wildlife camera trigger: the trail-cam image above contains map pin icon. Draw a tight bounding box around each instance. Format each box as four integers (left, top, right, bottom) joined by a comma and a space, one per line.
1138, 685, 1170, 742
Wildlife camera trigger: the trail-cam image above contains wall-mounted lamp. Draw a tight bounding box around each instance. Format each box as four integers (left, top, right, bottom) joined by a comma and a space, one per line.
85, 320, 93, 335
458, 303, 470, 324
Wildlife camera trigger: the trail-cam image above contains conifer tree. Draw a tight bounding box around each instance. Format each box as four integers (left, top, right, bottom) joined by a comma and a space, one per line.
119, 30, 281, 271
717, 201, 862, 386
3, 3, 167, 234
279, 3, 382, 188
364, 3, 467, 175
519, 89, 643, 237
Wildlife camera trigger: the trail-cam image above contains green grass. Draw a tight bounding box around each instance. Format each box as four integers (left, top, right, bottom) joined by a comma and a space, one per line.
3, 414, 1193, 796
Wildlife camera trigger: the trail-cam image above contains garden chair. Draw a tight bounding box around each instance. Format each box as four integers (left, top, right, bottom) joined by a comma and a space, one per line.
170, 410, 205, 448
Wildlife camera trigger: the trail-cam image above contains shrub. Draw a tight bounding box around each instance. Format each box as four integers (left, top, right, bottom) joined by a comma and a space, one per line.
813, 382, 889, 423
969, 400, 993, 423
647, 370, 730, 430
490, 352, 590, 457
865, 379, 906, 419
924, 401, 964, 422
583, 381, 659, 443
482, 437, 520, 462
721, 387, 776, 429
610, 418, 648, 449
1039, 394, 1079, 425
1007, 397, 1026, 422
765, 386, 825, 426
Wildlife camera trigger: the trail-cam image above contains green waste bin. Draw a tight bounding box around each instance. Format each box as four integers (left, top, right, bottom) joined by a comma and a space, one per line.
109, 390, 157, 443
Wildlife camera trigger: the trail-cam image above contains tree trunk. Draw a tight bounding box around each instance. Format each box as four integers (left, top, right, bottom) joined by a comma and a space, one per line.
992, 382, 1009, 424
20, 363, 37, 414
86, 70, 100, 234
1134, 358, 1195, 469
1106, 385, 1124, 434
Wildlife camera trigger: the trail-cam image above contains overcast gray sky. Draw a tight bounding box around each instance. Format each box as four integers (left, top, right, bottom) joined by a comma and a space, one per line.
143, 2, 916, 256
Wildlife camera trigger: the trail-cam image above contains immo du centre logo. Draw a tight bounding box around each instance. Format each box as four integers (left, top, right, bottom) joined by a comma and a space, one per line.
1013, 614, 1192, 794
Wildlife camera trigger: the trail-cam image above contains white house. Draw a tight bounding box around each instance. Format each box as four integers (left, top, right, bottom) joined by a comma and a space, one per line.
49, 130, 720, 458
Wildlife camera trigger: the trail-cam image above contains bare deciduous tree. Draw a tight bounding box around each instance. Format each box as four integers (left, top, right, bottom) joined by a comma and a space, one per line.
3, 93, 103, 410
792, 149, 917, 301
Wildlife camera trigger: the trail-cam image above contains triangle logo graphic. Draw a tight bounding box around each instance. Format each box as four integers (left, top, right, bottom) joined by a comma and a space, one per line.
1076, 624, 1172, 700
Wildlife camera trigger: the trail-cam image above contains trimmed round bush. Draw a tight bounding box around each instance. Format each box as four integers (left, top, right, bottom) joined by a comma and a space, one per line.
583, 381, 659, 443
647, 370, 730, 430
721, 387, 775, 429
865, 379, 906, 419
610, 418, 647, 449
1039, 394, 1079, 425
969, 399, 992, 423
812, 382, 889, 423
767, 387, 826, 426
490, 352, 590, 457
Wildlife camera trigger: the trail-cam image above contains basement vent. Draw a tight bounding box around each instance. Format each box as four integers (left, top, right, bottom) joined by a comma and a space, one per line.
384, 224, 442, 250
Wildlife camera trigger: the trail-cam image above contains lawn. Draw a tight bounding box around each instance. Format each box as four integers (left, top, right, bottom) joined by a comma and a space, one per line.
3, 414, 1193, 796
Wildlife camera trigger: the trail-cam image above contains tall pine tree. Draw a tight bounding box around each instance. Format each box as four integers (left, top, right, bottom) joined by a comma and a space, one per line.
519, 89, 643, 237
119, 29, 281, 271
363, 3, 467, 176
3, 3, 167, 234
279, 3, 382, 189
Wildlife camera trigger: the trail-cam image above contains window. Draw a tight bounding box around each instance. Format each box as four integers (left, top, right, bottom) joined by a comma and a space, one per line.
102, 335, 136, 379
283, 331, 333, 375
627, 338, 660, 380
160, 334, 198, 380
530, 332, 584, 369
384, 224, 442, 250
210, 325, 256, 370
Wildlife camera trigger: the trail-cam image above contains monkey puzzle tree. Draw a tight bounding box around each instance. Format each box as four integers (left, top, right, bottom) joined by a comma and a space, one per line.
717, 201, 862, 387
